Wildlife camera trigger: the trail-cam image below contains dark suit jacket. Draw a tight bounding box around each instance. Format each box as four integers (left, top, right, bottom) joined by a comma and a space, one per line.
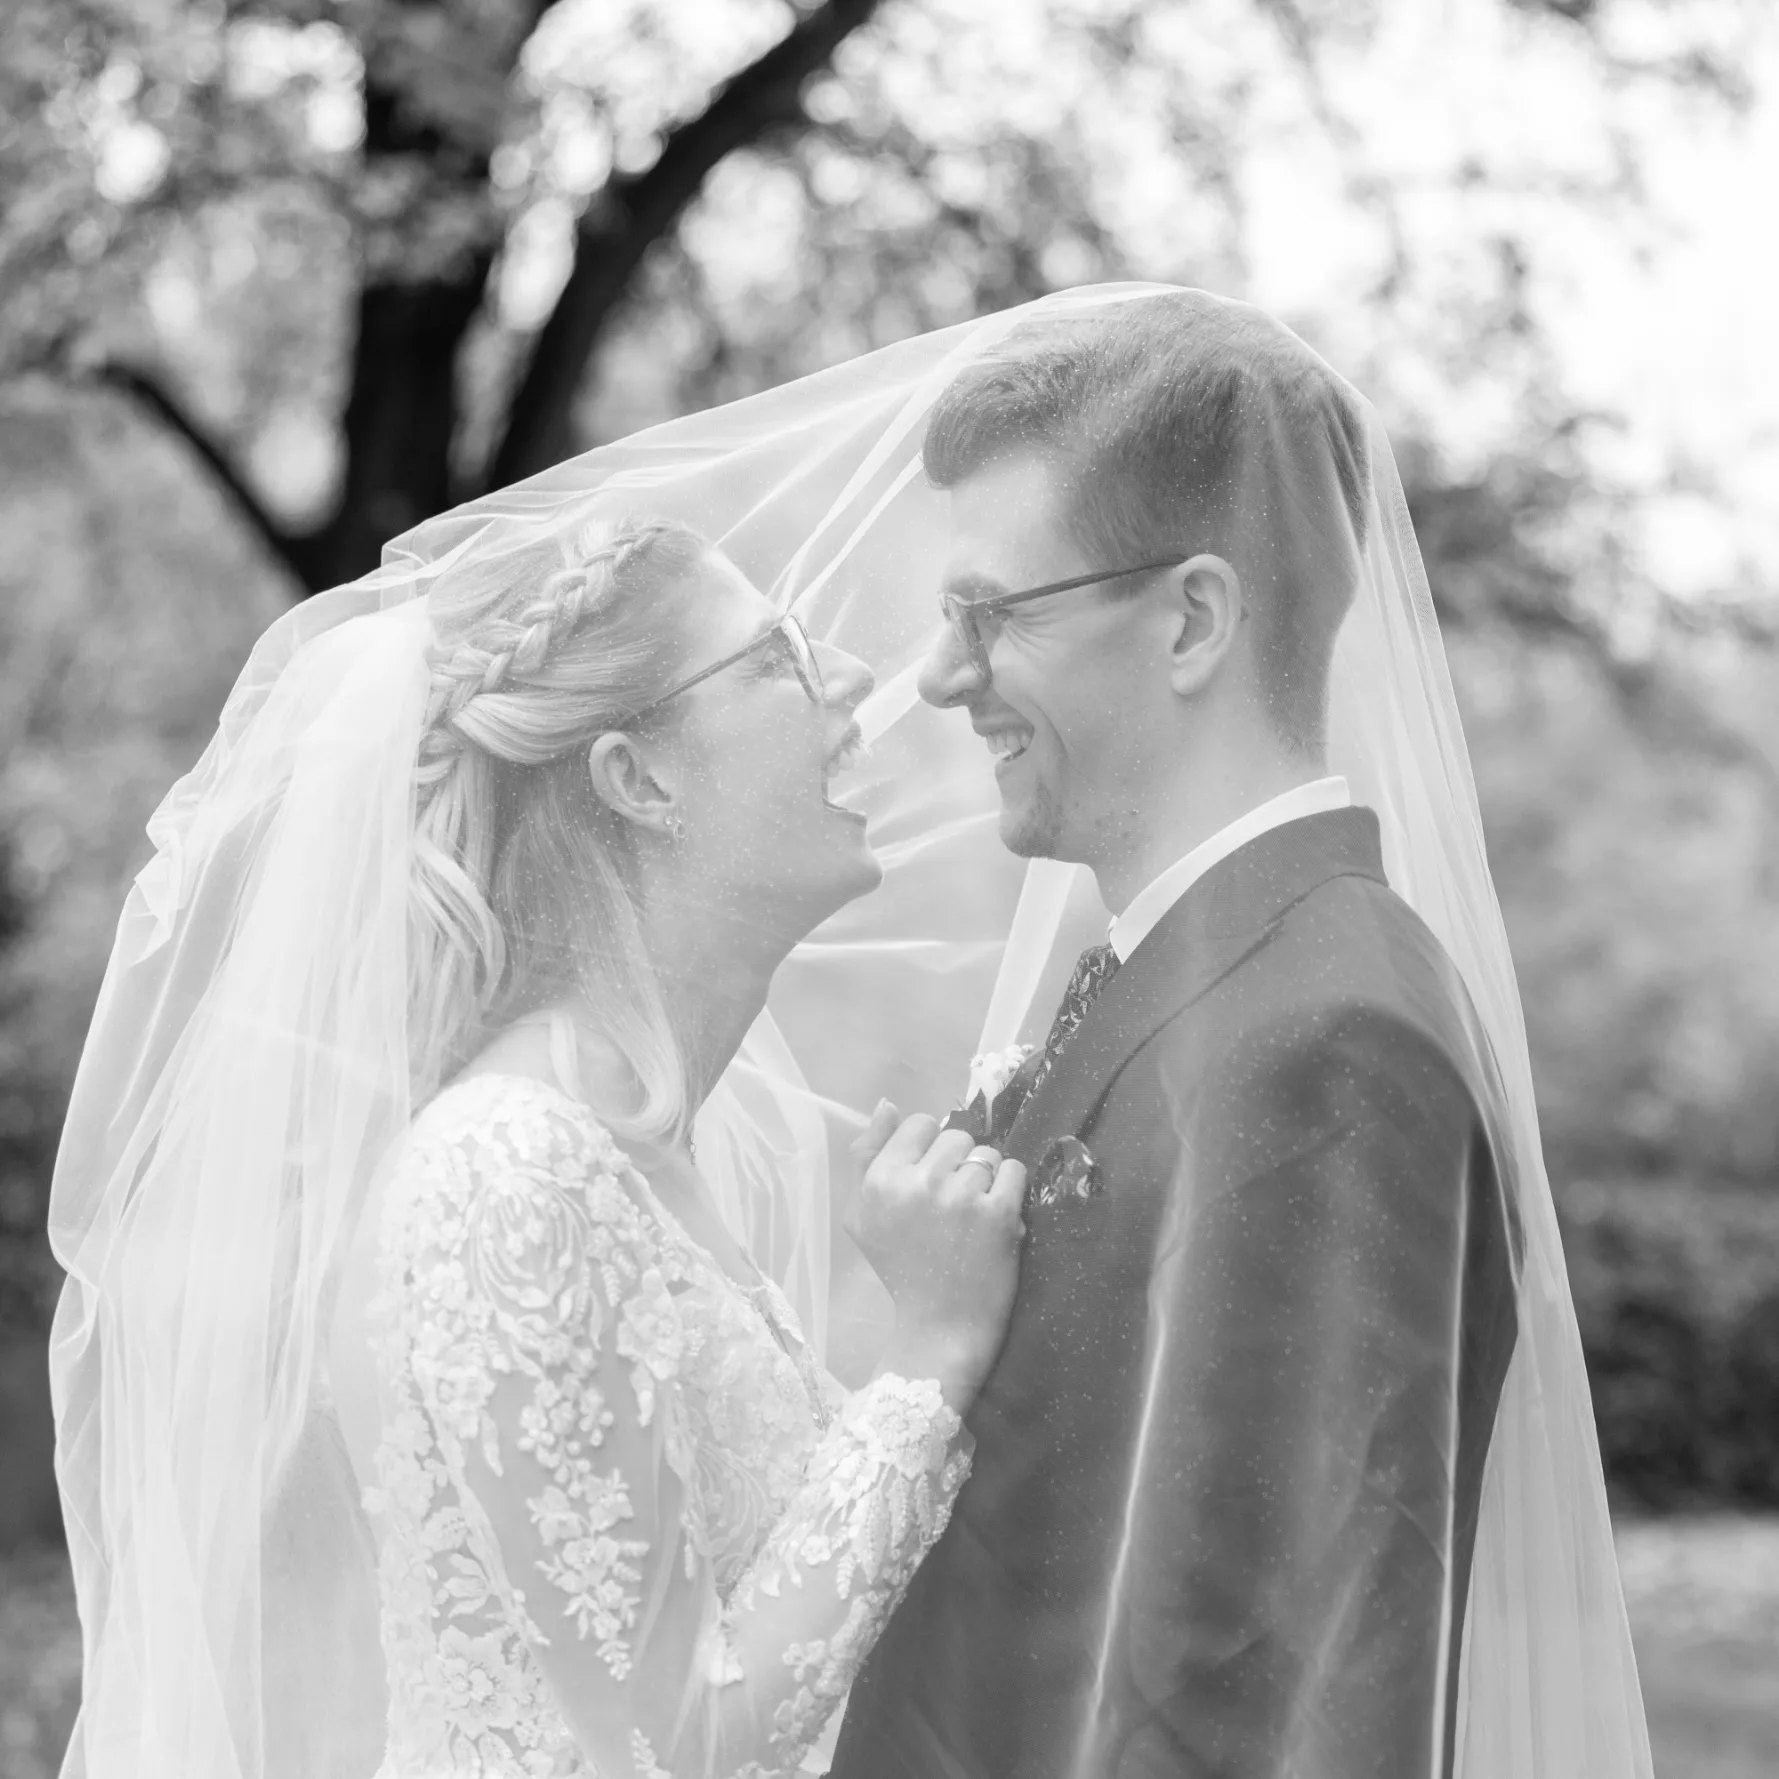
831, 807, 1521, 1779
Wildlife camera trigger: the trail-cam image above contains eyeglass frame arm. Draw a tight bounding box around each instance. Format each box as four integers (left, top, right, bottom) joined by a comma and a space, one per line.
941, 556, 1188, 621
627, 612, 822, 721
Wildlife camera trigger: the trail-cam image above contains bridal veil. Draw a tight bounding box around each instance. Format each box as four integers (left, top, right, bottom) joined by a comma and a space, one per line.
49, 284, 1649, 1777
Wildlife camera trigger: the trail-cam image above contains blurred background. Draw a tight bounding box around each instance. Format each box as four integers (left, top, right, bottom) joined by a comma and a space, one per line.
3, 0, 1778, 1772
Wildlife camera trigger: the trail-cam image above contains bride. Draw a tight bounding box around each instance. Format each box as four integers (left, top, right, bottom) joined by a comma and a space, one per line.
50, 512, 1023, 1779
344, 516, 1027, 1775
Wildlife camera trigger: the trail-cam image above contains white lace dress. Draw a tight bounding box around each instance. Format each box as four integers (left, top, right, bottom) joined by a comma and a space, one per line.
363, 1073, 968, 1778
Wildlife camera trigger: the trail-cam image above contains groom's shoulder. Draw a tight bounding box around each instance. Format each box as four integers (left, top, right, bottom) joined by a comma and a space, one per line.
1144, 862, 1490, 1089
1246, 867, 1502, 1103
1280, 861, 1473, 1003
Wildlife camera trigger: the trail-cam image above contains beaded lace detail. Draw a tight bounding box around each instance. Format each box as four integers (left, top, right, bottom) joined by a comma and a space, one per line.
365, 1074, 967, 1777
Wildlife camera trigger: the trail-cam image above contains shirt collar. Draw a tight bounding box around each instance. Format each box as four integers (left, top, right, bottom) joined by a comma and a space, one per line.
1107, 776, 1353, 964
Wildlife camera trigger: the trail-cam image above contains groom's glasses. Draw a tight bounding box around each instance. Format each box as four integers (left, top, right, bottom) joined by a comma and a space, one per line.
632, 612, 824, 720
938, 558, 1187, 680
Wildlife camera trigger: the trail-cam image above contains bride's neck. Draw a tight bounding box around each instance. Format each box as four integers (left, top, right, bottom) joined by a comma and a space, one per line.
533, 885, 792, 1135
640, 896, 789, 1113
538, 940, 770, 1152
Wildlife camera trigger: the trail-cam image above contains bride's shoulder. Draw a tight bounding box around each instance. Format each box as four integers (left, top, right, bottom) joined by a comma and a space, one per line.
376, 1075, 683, 1401
395, 1072, 640, 1221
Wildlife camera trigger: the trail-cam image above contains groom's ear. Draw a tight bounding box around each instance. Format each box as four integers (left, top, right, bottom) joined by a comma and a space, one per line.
586, 731, 681, 838
1163, 553, 1245, 698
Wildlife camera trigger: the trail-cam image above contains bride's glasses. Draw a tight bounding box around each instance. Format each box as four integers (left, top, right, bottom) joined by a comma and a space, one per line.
634, 612, 824, 718
939, 558, 1186, 680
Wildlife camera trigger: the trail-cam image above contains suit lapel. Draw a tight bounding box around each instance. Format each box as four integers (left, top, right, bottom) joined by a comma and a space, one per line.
1007, 806, 1389, 1168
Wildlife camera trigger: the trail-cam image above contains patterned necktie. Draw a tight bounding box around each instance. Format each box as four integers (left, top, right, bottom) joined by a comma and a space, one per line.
1029, 942, 1121, 1098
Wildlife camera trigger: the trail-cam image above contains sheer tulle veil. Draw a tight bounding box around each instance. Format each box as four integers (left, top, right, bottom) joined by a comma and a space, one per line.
48, 284, 1649, 1777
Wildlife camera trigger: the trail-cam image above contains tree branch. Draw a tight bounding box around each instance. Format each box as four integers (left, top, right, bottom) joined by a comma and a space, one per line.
95, 363, 320, 591
487, 0, 883, 487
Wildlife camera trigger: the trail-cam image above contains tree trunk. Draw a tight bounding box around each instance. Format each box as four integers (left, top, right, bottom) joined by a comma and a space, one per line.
488, 0, 884, 486
308, 258, 494, 589
104, 0, 884, 597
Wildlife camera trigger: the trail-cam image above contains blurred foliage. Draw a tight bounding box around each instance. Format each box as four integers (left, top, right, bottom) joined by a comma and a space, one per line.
1454, 634, 1779, 1181
1565, 1180, 1779, 1509
0, 381, 287, 1331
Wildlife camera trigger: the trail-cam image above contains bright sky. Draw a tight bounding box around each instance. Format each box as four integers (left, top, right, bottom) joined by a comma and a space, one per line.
1230, 0, 1779, 604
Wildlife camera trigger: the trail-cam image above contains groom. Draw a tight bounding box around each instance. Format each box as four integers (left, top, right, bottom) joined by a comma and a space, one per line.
831, 294, 1522, 1778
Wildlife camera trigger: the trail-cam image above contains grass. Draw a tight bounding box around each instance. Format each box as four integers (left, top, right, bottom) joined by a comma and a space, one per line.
4, 1519, 1777, 1776
0, 1546, 79, 1779
1616, 1517, 1779, 1779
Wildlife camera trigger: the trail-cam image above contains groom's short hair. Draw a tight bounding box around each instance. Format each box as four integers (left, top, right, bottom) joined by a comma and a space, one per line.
923, 291, 1371, 755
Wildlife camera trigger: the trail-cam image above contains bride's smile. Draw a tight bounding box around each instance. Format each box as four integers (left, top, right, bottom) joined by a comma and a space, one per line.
629, 547, 882, 951
822, 721, 868, 814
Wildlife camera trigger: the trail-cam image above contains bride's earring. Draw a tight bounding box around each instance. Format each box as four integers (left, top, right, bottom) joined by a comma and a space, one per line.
665, 812, 687, 843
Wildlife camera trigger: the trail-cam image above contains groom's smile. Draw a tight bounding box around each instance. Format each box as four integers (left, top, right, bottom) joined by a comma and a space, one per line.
920, 453, 1160, 864
979, 725, 1031, 767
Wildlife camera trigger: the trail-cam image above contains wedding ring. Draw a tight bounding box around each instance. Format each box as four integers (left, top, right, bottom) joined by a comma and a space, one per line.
958, 1145, 1000, 1188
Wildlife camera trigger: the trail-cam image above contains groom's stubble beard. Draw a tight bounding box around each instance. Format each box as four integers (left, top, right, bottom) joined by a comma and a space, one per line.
998, 758, 1133, 866
997, 768, 1064, 860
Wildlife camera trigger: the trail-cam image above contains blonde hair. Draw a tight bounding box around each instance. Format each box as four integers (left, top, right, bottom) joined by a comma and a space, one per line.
408, 513, 711, 1134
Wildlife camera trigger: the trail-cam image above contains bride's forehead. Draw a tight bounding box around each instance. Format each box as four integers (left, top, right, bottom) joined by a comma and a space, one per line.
688, 549, 772, 618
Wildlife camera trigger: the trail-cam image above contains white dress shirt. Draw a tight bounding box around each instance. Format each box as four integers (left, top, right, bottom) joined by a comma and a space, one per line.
1107, 777, 1352, 964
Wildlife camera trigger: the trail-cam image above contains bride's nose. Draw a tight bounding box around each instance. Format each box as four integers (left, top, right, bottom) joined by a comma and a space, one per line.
816, 640, 873, 712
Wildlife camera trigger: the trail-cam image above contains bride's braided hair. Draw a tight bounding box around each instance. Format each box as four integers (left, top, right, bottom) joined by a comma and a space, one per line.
408, 514, 710, 1125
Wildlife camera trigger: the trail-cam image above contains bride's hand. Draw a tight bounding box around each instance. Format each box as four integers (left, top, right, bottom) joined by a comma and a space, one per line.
847, 1101, 1026, 1413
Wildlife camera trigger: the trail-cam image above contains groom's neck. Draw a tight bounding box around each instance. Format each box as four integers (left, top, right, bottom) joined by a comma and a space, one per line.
1090, 739, 1327, 916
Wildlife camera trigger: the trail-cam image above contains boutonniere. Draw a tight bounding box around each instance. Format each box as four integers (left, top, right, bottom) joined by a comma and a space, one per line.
944, 1042, 1038, 1146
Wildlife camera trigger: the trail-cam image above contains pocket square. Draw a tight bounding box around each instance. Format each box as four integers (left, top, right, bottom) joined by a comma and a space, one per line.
1030, 1135, 1100, 1209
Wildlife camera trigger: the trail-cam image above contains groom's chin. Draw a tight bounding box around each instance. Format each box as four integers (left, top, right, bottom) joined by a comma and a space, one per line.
997, 793, 1062, 861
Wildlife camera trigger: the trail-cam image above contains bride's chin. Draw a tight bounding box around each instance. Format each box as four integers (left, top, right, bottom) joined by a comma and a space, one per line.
816, 821, 884, 903
850, 844, 885, 896
829, 820, 883, 895
756, 826, 881, 930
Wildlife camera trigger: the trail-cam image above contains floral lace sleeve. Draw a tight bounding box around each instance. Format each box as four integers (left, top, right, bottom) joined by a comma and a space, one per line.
373, 1077, 969, 1779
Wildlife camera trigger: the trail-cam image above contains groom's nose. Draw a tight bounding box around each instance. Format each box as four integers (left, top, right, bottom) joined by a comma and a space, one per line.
917, 615, 987, 709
